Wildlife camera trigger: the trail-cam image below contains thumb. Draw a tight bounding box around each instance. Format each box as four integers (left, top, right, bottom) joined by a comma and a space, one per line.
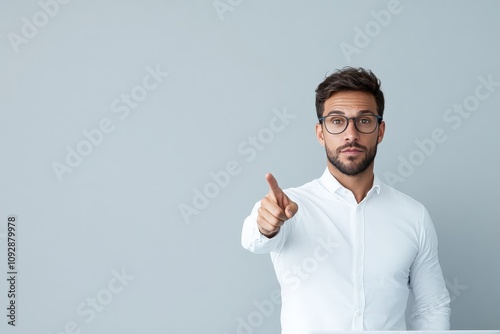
284, 198, 298, 219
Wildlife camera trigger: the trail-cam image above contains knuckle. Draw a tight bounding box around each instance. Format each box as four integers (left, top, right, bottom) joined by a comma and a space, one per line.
271, 217, 284, 227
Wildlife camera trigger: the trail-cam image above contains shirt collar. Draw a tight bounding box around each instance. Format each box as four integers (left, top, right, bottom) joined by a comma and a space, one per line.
319, 167, 382, 196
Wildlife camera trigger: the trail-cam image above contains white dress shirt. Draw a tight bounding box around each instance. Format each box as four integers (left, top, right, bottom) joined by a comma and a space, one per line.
241, 168, 451, 333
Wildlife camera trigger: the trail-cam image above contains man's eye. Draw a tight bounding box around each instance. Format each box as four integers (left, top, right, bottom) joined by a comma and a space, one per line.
330, 117, 344, 124
358, 117, 372, 124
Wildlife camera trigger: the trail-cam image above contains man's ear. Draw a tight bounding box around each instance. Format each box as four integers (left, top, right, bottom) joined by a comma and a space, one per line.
316, 123, 325, 147
377, 120, 385, 144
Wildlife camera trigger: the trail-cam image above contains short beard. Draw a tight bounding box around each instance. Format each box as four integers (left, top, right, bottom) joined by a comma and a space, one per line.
326, 142, 377, 176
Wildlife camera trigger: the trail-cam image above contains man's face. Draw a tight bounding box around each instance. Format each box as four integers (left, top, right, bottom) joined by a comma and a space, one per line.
316, 91, 385, 176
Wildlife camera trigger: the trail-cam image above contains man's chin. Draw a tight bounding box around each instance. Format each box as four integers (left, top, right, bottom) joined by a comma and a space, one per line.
341, 168, 365, 177
331, 162, 361, 175
330, 157, 373, 176
344, 156, 360, 162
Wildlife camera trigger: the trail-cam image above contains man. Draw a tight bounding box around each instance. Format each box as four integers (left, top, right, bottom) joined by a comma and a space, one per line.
241, 67, 451, 333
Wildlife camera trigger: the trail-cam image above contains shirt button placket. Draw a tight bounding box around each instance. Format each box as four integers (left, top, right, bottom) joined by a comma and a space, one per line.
352, 204, 365, 330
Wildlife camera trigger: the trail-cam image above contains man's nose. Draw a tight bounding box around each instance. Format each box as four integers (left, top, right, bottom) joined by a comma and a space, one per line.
343, 118, 360, 141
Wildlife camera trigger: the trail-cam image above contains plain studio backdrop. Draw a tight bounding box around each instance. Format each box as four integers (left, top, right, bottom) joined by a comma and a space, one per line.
0, 0, 499, 333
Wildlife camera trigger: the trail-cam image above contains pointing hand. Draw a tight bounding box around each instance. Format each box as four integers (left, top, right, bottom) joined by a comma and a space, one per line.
256, 173, 298, 238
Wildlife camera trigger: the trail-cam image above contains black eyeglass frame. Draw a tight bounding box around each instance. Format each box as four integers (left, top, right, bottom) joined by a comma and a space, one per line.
318, 114, 383, 134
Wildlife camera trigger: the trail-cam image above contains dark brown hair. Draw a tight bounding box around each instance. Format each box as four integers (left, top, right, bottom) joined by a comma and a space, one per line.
315, 67, 385, 120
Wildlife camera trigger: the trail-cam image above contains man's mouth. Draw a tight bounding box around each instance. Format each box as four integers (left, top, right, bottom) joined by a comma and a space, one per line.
341, 150, 362, 157
340, 146, 364, 154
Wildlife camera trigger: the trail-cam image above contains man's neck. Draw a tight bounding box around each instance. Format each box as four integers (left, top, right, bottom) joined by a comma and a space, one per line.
327, 164, 375, 204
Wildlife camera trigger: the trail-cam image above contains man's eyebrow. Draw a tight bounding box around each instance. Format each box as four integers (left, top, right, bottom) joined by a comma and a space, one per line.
325, 110, 345, 116
324, 109, 376, 116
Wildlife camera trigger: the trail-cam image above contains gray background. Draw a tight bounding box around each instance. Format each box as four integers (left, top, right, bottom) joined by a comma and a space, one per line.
1, 0, 499, 333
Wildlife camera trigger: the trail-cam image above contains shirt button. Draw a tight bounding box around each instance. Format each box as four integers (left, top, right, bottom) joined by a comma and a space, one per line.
354, 310, 363, 317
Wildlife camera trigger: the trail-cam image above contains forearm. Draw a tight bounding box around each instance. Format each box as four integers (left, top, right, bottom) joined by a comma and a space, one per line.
409, 297, 451, 330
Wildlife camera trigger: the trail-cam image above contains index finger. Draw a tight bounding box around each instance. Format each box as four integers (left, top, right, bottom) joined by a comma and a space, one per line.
265, 173, 282, 198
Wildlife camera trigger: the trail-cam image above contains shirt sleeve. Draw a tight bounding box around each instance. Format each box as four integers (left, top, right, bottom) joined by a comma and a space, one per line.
241, 200, 293, 254
408, 207, 451, 330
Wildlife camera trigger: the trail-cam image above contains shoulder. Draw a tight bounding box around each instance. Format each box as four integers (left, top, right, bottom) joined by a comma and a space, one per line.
378, 180, 427, 215
282, 178, 328, 202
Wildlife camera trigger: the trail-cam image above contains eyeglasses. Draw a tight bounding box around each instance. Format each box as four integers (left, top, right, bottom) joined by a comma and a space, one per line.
318, 114, 383, 134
